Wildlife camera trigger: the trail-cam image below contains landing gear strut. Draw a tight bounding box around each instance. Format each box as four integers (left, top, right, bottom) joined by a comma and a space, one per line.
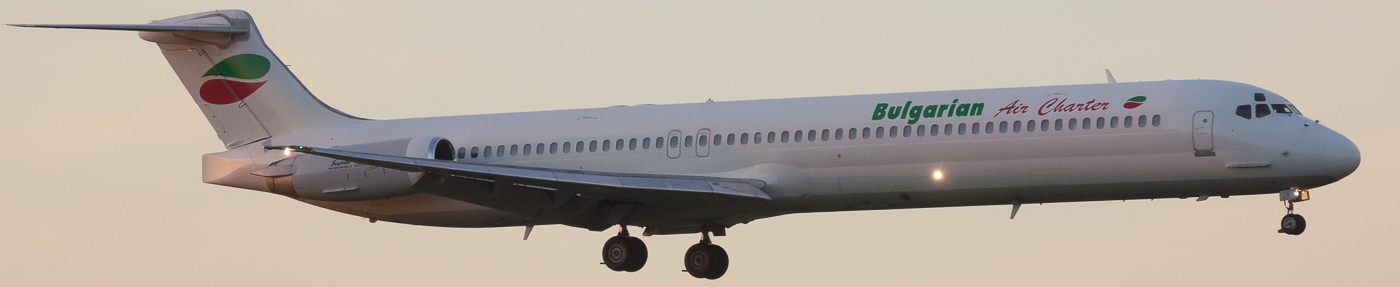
683, 230, 729, 280
602, 226, 647, 272
1278, 188, 1309, 236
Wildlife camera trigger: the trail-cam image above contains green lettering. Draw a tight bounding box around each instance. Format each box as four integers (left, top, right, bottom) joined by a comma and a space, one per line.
872, 103, 888, 120
900, 101, 912, 119
956, 103, 970, 117
907, 105, 923, 124
938, 104, 949, 117
969, 103, 984, 116
888, 105, 904, 120
923, 105, 937, 118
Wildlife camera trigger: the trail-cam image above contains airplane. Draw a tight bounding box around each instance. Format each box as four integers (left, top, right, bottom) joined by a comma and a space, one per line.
12, 10, 1360, 280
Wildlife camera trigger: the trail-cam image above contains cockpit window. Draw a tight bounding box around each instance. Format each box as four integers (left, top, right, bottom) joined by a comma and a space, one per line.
1236, 105, 1252, 119
1255, 104, 1272, 118
1271, 104, 1294, 114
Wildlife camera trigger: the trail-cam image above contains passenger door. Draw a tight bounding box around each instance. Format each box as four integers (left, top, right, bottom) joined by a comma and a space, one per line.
696, 128, 711, 158
1193, 110, 1215, 157
667, 129, 682, 159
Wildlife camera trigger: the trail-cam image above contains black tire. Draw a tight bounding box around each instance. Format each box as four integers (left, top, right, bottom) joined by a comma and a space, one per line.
703, 245, 729, 280
622, 237, 648, 272
1281, 214, 1307, 235
684, 243, 730, 279
602, 236, 630, 271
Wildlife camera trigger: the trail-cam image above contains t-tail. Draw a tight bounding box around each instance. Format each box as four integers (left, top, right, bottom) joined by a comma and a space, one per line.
12, 10, 360, 149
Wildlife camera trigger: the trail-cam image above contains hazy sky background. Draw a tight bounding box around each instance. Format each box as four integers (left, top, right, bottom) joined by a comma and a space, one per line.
2, 1, 1397, 286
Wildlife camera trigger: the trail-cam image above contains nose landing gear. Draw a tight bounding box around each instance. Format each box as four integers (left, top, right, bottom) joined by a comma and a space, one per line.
1278, 188, 1310, 236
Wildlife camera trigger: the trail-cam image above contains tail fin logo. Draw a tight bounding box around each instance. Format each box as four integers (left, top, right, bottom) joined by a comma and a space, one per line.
198, 54, 271, 105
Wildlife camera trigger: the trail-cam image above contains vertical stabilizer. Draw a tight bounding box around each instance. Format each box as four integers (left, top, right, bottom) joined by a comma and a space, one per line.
145, 10, 359, 148
15, 10, 361, 148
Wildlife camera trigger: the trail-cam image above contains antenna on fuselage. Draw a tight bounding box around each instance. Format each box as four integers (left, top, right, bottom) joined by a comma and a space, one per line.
1105, 69, 1118, 84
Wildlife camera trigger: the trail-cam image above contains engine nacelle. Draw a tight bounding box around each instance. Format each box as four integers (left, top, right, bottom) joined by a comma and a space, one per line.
266, 136, 455, 201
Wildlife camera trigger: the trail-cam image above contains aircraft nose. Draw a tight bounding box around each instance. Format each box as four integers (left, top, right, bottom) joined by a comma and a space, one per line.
1326, 133, 1361, 180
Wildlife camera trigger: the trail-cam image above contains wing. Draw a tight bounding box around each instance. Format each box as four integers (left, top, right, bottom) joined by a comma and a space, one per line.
269, 145, 770, 207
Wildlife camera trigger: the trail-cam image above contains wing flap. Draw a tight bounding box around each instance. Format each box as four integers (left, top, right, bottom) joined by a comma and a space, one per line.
268, 146, 771, 205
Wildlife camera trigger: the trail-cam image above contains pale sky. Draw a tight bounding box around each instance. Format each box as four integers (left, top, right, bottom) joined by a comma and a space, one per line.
2, 1, 1397, 286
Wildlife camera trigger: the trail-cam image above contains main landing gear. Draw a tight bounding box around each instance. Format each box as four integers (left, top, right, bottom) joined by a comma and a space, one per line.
599, 226, 731, 279
1278, 188, 1310, 236
683, 231, 729, 280
602, 226, 647, 272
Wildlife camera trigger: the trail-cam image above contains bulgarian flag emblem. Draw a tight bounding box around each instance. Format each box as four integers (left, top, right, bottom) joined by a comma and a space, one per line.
1123, 96, 1147, 109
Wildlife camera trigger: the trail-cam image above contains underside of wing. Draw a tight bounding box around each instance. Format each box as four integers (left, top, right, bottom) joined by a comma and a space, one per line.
268, 145, 771, 230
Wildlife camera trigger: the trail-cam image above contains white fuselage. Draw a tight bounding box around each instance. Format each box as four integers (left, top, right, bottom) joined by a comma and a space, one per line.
207, 79, 1359, 229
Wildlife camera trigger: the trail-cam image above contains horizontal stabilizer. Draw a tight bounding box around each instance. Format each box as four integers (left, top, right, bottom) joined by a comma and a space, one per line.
7, 23, 248, 33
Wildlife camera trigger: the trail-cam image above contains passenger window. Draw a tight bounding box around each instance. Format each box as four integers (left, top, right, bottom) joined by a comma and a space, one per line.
576, 141, 585, 153
727, 134, 736, 145
943, 124, 952, 136
768, 132, 776, 143
699, 135, 708, 146
537, 143, 545, 155
876, 127, 885, 138
822, 129, 831, 141
1026, 120, 1035, 133
1082, 118, 1091, 130
916, 125, 926, 137
1272, 104, 1293, 114
603, 140, 611, 151
522, 144, 530, 155
1096, 117, 1105, 129
754, 132, 763, 144
901, 126, 910, 137
641, 138, 651, 149
793, 131, 801, 142
985, 122, 994, 134
971, 123, 980, 134
550, 143, 558, 154
656, 137, 665, 148
863, 127, 871, 139
1256, 104, 1271, 118
1040, 120, 1049, 131
670, 136, 680, 148
808, 130, 817, 142
850, 128, 859, 139
484, 146, 493, 157
471, 146, 480, 158
834, 128, 843, 140
741, 133, 750, 144
958, 123, 967, 135
999, 121, 1008, 133
1067, 118, 1077, 130
684, 136, 692, 147
931, 124, 941, 136
1014, 120, 1022, 132
713, 135, 721, 146
1055, 119, 1063, 131
1138, 115, 1147, 127
1152, 115, 1161, 126
616, 139, 625, 151
498, 145, 506, 157
1124, 116, 1133, 128
1110, 116, 1119, 128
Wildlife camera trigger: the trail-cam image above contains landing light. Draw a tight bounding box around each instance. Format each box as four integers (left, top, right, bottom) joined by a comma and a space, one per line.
932, 171, 944, 180
283, 147, 292, 156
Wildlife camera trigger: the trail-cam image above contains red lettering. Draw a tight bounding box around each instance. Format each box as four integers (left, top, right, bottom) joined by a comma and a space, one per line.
997, 100, 1029, 117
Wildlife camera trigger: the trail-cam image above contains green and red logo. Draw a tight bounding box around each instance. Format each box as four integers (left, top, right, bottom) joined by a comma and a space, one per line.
199, 54, 271, 105
1123, 96, 1147, 109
